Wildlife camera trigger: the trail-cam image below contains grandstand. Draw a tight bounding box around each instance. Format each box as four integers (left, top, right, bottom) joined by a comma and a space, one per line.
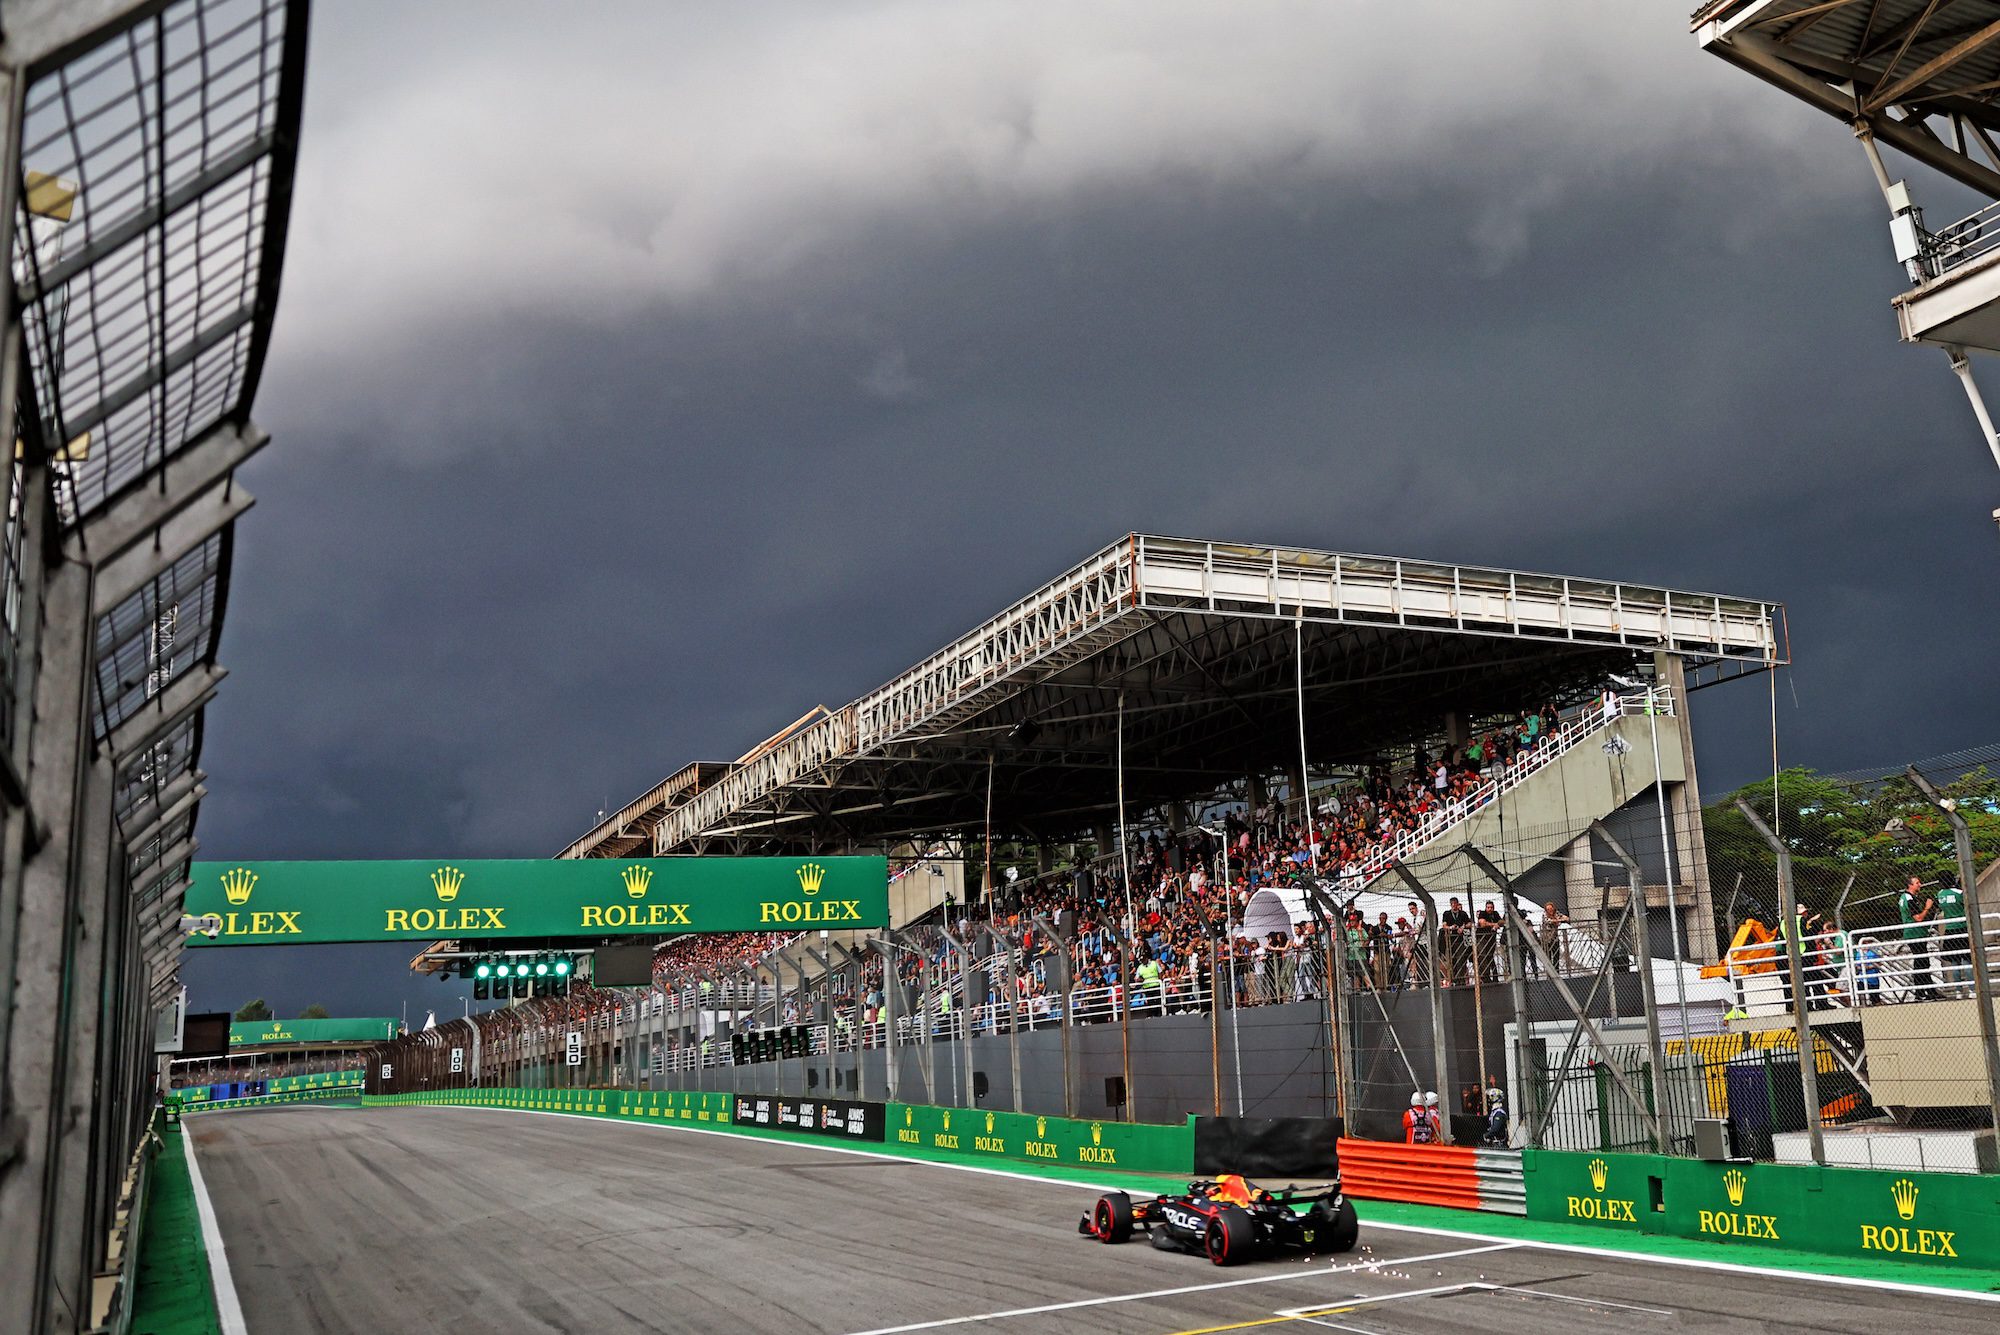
379, 537, 1793, 1141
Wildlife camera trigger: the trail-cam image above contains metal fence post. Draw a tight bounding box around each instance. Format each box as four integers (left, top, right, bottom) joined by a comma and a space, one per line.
867, 934, 901, 1104
1115, 934, 1133, 1122
1032, 915, 1074, 1118
1466, 845, 1660, 1147
1592, 821, 1672, 1154
997, 931, 1023, 1112
1502, 908, 1530, 1146
1735, 799, 1825, 1165
1906, 768, 2000, 1142
805, 945, 835, 1097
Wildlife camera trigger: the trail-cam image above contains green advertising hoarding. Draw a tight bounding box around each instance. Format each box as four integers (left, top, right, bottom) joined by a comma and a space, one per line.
227, 1018, 397, 1046
183, 856, 888, 945
1524, 1149, 2000, 1269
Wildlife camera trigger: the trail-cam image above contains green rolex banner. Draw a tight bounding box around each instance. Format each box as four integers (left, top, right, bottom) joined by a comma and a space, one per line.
183, 857, 888, 945
228, 1018, 397, 1045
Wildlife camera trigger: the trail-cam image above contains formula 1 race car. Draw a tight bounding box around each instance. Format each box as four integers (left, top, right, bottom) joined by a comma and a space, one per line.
1078, 1174, 1359, 1265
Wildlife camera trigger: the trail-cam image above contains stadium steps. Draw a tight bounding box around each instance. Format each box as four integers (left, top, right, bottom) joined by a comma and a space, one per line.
1354, 699, 1690, 904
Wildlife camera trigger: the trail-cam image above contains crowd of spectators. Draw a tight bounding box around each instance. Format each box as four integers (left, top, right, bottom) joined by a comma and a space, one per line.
513, 695, 1606, 1056
650, 930, 797, 991
852, 697, 1595, 1032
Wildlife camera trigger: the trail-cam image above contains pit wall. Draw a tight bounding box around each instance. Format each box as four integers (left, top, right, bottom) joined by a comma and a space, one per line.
1524, 1149, 2000, 1272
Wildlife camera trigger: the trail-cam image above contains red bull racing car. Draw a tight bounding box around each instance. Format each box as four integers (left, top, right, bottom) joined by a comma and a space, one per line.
1078, 1174, 1359, 1265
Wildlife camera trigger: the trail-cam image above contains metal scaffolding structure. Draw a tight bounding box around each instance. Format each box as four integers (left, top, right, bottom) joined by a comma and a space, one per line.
561, 535, 1781, 860
0, 2, 307, 1330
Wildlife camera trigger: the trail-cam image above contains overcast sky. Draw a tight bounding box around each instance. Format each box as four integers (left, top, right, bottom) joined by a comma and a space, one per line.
181, 1, 2000, 1021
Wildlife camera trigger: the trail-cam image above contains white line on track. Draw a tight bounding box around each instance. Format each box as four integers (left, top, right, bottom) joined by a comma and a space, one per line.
406, 1104, 2000, 1310
181, 1124, 249, 1335
1272, 1282, 1487, 1333
842, 1247, 1520, 1335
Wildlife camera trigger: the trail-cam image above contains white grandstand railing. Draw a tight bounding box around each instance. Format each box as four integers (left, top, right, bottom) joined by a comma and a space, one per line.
650, 535, 1777, 853
1133, 537, 1778, 659
1337, 686, 1674, 891
1721, 911, 2000, 1016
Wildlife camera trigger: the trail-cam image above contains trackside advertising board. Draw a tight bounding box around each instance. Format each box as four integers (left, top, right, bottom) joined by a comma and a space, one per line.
227, 1018, 397, 1046
887, 1102, 1193, 1176
733, 1096, 885, 1143
1525, 1149, 2000, 1270
182, 857, 888, 944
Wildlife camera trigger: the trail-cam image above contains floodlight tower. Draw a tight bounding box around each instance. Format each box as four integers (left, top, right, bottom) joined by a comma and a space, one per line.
1696, 1, 2000, 530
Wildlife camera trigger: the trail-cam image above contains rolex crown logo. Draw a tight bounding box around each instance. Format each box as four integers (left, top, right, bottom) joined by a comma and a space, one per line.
985, 1112, 995, 1133
431, 866, 464, 903
942, 1110, 951, 1130
1091, 1122, 1103, 1146
797, 861, 826, 895
904, 1106, 914, 1126
1723, 1168, 1746, 1207
220, 866, 258, 906
1892, 1178, 1918, 1221
622, 865, 653, 899
1588, 1158, 1608, 1192
1036, 1116, 1047, 1138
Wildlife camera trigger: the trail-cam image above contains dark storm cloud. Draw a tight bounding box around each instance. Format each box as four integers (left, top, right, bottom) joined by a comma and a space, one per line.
180, 2, 2000, 1017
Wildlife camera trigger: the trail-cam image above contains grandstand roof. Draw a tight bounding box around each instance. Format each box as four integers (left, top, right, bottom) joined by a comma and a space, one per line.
572, 534, 1783, 859
1695, 1, 2000, 199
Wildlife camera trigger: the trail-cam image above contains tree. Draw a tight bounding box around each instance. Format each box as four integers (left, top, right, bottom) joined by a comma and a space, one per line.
299, 1004, 329, 1020
233, 997, 272, 1022
1704, 765, 2000, 937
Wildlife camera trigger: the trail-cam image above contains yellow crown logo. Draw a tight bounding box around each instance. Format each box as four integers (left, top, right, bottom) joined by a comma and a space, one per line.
1892, 1178, 1918, 1221
985, 1112, 995, 1133
1723, 1168, 1746, 1207
220, 866, 257, 906
942, 1110, 951, 1130
904, 1106, 914, 1126
1588, 1158, 1608, 1192
796, 862, 826, 895
1091, 1122, 1103, 1146
1036, 1116, 1047, 1138
431, 866, 464, 902
622, 865, 652, 899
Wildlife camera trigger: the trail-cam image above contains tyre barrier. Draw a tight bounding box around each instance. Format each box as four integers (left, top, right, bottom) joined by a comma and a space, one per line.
1334, 1138, 1525, 1214
1336, 1138, 1479, 1210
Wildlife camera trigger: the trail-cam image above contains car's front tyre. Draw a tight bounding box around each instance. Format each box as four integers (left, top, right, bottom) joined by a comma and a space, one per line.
1092, 1191, 1134, 1243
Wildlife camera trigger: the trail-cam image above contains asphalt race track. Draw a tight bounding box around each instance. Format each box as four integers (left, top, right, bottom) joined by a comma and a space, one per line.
189, 1105, 1996, 1334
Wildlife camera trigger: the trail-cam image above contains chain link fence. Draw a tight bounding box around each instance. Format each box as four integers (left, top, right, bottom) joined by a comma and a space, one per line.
380, 748, 2000, 1175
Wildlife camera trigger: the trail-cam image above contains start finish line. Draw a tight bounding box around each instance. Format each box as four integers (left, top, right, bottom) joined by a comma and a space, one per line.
181, 856, 888, 945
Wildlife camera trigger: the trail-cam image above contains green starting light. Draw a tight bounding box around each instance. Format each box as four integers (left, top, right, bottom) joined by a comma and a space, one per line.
553, 958, 571, 977
474, 961, 492, 980
534, 958, 550, 977
514, 962, 531, 977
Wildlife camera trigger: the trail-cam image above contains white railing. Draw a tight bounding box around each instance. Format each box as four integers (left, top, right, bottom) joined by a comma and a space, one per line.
1338, 688, 1671, 891
1722, 912, 2000, 1015
1917, 199, 2000, 283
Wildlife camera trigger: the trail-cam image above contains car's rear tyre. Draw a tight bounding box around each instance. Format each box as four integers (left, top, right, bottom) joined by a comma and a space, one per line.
1304, 1197, 1359, 1254
1093, 1191, 1134, 1243
1204, 1204, 1256, 1265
